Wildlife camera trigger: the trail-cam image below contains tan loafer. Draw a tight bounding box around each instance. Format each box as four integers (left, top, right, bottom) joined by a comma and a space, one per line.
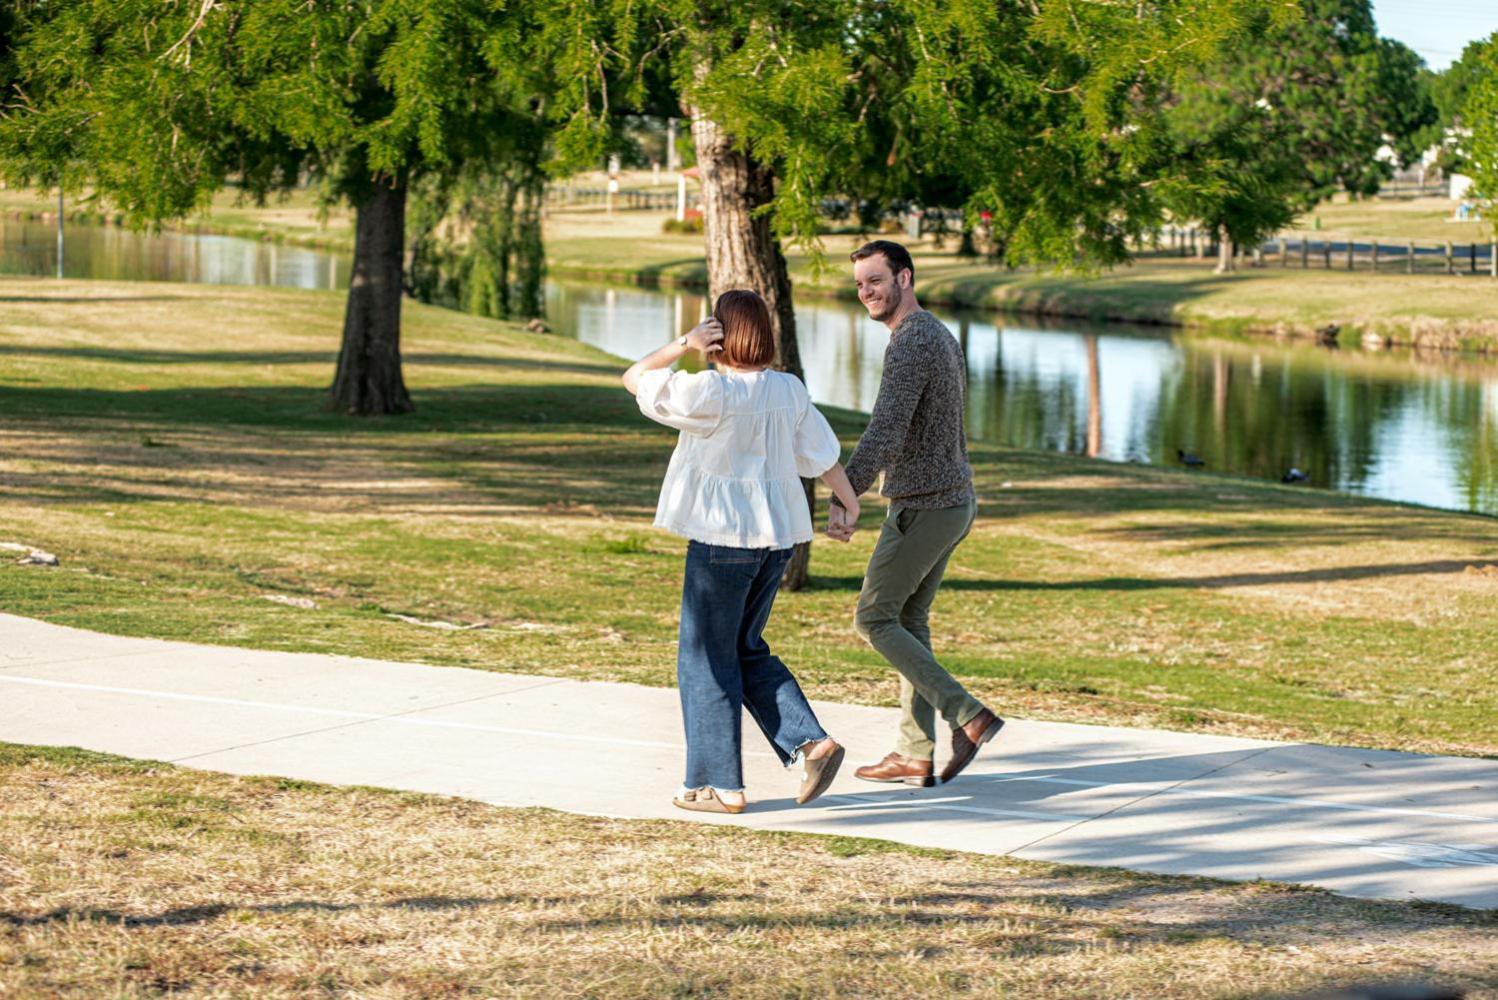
796, 741, 845, 805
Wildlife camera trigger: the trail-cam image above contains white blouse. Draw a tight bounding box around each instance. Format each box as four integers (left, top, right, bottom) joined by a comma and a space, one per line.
636, 367, 842, 549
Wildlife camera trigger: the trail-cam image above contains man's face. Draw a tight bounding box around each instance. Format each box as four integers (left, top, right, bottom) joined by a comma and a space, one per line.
853, 255, 909, 324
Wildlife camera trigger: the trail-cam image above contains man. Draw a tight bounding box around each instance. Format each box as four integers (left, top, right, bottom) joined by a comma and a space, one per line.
828, 240, 1003, 786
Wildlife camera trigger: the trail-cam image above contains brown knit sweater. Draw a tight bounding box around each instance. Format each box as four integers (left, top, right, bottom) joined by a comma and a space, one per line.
840, 309, 974, 510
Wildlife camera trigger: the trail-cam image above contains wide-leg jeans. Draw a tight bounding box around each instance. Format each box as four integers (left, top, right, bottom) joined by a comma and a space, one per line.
677, 540, 828, 792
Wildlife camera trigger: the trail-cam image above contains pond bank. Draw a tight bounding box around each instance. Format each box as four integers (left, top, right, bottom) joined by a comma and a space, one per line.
542, 211, 1498, 355
549, 254, 1498, 355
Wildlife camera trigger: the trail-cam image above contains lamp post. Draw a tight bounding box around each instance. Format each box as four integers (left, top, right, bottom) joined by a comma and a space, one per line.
56, 187, 64, 279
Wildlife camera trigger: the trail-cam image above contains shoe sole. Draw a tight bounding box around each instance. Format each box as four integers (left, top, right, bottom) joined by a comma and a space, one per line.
854, 772, 936, 788
941, 716, 1005, 784
797, 745, 846, 805
673, 795, 745, 815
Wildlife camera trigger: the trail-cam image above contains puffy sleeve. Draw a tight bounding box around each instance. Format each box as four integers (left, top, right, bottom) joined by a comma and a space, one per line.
793, 397, 842, 478
635, 368, 724, 435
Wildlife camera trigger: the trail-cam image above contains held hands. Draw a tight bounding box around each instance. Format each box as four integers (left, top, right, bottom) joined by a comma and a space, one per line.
683, 318, 724, 357
826, 501, 859, 543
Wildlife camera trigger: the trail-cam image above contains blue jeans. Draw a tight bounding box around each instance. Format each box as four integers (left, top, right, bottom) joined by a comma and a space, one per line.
677, 541, 828, 792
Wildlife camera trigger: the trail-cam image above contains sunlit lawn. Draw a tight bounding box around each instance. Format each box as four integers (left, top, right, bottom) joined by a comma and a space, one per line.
1290, 193, 1492, 243
4, 276, 1498, 757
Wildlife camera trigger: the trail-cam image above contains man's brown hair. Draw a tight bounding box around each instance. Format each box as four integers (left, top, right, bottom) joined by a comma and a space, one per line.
713, 289, 777, 369
849, 239, 915, 286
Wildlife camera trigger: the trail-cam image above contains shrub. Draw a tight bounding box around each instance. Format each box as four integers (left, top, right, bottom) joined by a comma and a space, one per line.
662, 209, 704, 234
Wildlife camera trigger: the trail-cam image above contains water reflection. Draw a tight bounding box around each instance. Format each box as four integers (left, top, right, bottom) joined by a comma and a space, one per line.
547, 280, 1498, 516
0, 218, 346, 290
5, 216, 1498, 516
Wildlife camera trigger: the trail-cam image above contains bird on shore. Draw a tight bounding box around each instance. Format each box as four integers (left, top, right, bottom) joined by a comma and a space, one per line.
1282, 467, 1309, 484
1177, 449, 1206, 467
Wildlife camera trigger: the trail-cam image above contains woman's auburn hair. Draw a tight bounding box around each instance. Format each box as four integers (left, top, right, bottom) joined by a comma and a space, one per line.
713, 289, 777, 369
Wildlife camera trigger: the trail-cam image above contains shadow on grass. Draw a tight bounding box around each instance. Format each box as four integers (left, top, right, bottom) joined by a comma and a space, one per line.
0, 383, 642, 432
809, 558, 1498, 593
0, 344, 624, 379
0, 294, 192, 304
0, 382, 672, 513
1, 895, 518, 927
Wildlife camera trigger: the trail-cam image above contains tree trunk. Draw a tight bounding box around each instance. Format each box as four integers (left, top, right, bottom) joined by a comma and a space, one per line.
1214, 229, 1237, 274
957, 225, 978, 258
689, 110, 813, 591
330, 179, 414, 415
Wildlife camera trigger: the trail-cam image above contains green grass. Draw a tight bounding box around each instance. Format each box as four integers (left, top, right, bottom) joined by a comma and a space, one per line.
4, 276, 1498, 757
1290, 193, 1491, 243
2, 740, 1495, 998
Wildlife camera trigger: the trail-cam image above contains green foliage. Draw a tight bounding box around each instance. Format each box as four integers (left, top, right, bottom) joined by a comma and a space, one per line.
407, 159, 549, 320
1461, 37, 1498, 207
662, 212, 705, 235
1158, 0, 1436, 252
1429, 38, 1494, 129
548, 0, 1296, 271
1, 1, 549, 220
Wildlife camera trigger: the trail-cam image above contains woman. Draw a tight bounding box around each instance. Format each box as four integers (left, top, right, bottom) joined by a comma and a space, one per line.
623, 289, 861, 815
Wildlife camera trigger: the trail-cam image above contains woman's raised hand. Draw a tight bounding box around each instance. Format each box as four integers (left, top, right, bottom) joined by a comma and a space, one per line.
684, 318, 724, 356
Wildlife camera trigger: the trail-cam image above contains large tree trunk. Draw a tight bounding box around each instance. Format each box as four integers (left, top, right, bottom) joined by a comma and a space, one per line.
690, 110, 815, 591
330, 179, 414, 415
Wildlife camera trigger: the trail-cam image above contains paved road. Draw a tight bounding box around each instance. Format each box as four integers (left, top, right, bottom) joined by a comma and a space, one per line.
2, 613, 1495, 909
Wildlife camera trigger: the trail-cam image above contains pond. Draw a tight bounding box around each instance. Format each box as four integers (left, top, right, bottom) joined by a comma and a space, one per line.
6, 216, 1498, 517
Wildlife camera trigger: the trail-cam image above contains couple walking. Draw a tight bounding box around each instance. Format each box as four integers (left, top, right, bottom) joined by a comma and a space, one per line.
622, 240, 1004, 815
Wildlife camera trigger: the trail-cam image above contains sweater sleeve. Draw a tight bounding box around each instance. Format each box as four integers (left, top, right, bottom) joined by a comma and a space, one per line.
840, 333, 928, 499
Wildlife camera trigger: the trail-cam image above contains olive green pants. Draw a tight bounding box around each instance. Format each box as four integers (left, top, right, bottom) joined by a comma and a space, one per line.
853, 498, 985, 760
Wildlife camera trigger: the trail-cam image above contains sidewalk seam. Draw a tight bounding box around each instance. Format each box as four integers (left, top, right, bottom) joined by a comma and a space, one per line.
167, 677, 570, 764
1005, 746, 1280, 855
0, 648, 156, 672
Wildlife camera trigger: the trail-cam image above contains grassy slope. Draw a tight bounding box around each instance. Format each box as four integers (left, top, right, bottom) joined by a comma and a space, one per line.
3, 277, 1498, 757
544, 208, 1498, 351
1, 742, 1494, 998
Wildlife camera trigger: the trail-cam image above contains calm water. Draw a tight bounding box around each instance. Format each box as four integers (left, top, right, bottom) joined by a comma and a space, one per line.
0, 217, 346, 290
7, 218, 1498, 515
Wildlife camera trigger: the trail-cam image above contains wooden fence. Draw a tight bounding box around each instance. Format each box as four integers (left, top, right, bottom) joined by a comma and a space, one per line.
1158, 226, 1498, 277
546, 186, 695, 212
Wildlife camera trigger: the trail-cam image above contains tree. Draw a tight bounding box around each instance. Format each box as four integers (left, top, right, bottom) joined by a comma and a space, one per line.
1459, 36, 1498, 206
553, 0, 1284, 587
0, 0, 548, 415
1157, 0, 1436, 273
1426, 38, 1492, 132
1422, 37, 1496, 176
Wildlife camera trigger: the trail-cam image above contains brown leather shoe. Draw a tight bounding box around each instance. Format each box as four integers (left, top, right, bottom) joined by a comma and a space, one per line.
939, 708, 1004, 784
855, 752, 935, 787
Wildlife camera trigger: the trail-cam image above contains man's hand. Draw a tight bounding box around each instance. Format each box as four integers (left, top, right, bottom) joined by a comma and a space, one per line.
826, 502, 858, 543
683, 318, 724, 356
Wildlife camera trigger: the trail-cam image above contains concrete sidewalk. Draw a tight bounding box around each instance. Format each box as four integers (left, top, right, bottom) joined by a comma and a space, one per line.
2, 612, 1496, 909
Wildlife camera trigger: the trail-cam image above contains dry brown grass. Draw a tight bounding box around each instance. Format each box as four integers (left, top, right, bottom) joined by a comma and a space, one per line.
2, 744, 1495, 999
